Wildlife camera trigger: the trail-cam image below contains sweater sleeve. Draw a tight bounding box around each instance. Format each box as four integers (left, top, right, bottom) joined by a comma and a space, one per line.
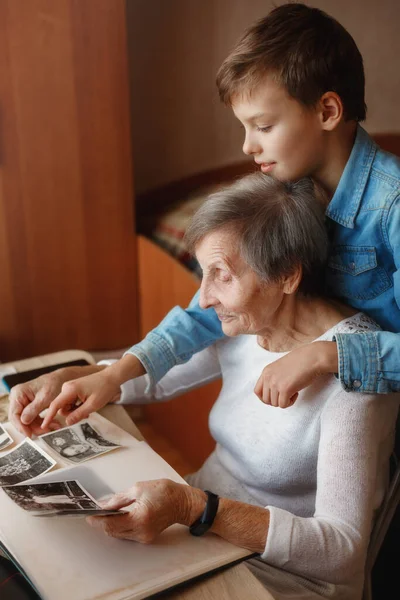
99, 345, 221, 405
261, 388, 399, 584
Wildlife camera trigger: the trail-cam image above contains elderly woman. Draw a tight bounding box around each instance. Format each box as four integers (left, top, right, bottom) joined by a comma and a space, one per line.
9, 174, 399, 600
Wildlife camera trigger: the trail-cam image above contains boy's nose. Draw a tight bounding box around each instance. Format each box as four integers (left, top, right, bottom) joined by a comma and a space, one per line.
242, 134, 261, 156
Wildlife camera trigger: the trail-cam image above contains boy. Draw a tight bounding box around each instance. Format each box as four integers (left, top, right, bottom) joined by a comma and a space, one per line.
12, 3, 400, 429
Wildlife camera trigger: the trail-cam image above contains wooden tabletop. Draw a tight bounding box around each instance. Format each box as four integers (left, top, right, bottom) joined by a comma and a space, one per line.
1, 350, 275, 600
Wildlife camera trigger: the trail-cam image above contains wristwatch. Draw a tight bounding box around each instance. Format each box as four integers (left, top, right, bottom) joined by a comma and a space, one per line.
189, 490, 219, 537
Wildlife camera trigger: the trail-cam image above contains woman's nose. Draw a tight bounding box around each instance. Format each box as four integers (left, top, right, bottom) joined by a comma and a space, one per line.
199, 283, 217, 310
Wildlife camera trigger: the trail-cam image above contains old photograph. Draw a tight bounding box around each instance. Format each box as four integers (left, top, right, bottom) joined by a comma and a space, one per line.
0, 480, 120, 517
40, 421, 121, 464
0, 425, 13, 451
0, 439, 56, 486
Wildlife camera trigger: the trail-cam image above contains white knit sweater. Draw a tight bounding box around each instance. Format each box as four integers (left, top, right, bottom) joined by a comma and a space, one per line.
109, 313, 399, 600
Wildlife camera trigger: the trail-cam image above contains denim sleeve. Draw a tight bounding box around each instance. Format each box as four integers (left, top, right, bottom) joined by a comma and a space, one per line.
124, 290, 224, 385
334, 192, 400, 394
334, 331, 400, 393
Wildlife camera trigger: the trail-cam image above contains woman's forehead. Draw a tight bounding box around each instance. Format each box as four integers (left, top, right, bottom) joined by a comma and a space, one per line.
195, 229, 241, 270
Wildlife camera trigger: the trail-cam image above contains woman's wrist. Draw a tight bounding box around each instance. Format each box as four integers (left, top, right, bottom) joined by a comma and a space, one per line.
178, 485, 207, 527
178, 487, 270, 554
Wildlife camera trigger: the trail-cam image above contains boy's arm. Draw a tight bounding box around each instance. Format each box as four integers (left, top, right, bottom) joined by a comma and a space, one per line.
41, 345, 222, 429
19, 292, 223, 433
125, 290, 224, 385
334, 193, 400, 393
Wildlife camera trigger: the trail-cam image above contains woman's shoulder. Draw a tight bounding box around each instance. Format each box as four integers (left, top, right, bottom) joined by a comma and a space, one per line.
319, 312, 381, 340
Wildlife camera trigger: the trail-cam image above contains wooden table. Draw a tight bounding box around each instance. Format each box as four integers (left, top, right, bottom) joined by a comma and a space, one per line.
0, 350, 275, 600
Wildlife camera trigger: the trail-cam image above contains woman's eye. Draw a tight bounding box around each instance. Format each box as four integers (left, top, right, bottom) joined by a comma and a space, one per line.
218, 271, 231, 283
256, 126, 272, 133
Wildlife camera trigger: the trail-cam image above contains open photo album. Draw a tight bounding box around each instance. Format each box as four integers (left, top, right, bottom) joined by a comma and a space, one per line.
0, 413, 253, 600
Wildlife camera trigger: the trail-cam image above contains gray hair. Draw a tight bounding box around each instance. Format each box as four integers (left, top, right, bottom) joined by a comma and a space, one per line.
184, 173, 328, 295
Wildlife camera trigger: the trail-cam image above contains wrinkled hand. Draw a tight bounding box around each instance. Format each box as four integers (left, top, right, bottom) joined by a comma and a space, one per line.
87, 479, 189, 543
254, 341, 338, 409
8, 371, 70, 437
41, 370, 122, 429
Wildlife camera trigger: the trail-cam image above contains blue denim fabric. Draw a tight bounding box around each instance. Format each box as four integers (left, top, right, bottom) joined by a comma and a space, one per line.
127, 126, 400, 393
129, 290, 224, 384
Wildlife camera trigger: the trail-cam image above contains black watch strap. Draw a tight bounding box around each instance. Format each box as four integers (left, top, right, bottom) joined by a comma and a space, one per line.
189, 490, 219, 537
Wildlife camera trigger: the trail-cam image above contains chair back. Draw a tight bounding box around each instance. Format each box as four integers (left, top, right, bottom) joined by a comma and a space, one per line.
363, 409, 400, 600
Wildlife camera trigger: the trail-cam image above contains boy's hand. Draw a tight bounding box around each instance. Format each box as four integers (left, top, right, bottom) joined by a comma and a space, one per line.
41, 371, 121, 429
254, 341, 338, 408
41, 355, 145, 428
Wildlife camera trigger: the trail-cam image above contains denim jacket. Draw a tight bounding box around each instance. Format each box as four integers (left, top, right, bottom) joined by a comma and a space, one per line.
128, 126, 400, 394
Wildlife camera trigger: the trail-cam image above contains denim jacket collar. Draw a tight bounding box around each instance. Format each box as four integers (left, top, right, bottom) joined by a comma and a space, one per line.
326, 125, 377, 229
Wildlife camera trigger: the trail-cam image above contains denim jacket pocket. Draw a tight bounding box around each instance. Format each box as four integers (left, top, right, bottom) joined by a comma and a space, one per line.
327, 246, 392, 300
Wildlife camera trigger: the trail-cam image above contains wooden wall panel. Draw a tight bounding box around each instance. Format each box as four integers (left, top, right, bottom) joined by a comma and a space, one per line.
138, 235, 220, 470
0, 0, 138, 361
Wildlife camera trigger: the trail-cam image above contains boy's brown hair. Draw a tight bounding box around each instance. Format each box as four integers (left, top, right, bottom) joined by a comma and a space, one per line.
216, 3, 366, 122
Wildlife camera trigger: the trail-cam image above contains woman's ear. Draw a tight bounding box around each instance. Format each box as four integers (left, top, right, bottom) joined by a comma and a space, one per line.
318, 91, 343, 131
283, 266, 302, 295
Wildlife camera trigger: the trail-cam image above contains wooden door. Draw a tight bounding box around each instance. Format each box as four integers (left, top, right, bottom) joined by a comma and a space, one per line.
0, 0, 138, 361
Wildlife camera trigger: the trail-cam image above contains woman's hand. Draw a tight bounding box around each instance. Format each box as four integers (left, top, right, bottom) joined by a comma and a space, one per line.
41, 355, 145, 429
8, 367, 99, 437
86, 479, 202, 543
254, 341, 338, 408
88, 480, 269, 554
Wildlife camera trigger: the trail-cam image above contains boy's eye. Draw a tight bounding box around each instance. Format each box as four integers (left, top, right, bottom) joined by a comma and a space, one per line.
256, 126, 272, 133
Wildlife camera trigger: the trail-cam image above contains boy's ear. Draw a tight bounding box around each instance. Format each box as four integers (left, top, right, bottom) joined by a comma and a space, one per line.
282, 266, 302, 295
318, 92, 343, 131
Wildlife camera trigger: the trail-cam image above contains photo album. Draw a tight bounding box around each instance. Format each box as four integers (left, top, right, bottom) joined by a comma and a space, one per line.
0, 413, 253, 600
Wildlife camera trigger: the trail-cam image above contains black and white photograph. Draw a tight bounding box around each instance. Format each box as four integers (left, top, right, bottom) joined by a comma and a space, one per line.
0, 439, 56, 486
2, 480, 121, 517
0, 424, 13, 451
40, 421, 121, 464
